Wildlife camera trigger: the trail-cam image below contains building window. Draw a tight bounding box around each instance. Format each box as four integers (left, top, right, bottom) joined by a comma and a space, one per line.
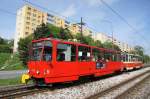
47, 13, 54, 18
27, 12, 31, 15
25, 32, 29, 35
28, 7, 31, 10
33, 9, 37, 12
26, 26, 29, 29
32, 19, 36, 21
33, 14, 36, 17
26, 17, 30, 20
32, 23, 35, 26
26, 22, 30, 25
37, 20, 40, 23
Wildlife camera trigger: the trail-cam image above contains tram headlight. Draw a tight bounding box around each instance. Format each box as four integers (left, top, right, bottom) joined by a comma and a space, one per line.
44, 69, 50, 75
46, 69, 50, 74
36, 70, 40, 74
27, 70, 30, 73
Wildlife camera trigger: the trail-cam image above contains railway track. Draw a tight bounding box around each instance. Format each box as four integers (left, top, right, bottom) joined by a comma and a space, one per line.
0, 84, 48, 98
87, 69, 150, 99
115, 74, 150, 99
0, 66, 149, 99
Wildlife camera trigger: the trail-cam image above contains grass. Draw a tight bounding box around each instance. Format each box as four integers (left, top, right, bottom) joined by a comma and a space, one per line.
0, 53, 26, 70
0, 76, 33, 86
0, 77, 22, 86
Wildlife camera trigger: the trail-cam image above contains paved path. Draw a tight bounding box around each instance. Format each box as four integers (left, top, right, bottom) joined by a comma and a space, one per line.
0, 70, 27, 79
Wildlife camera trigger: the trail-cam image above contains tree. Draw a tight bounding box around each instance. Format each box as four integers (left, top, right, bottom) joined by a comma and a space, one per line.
76, 33, 95, 45
103, 41, 121, 51
47, 23, 61, 38
94, 40, 103, 47
103, 42, 112, 49
113, 44, 121, 51
0, 45, 12, 53
0, 37, 5, 44
59, 28, 74, 40
143, 54, 150, 63
0, 36, 13, 53
33, 23, 74, 40
34, 23, 50, 39
18, 35, 32, 66
134, 45, 144, 56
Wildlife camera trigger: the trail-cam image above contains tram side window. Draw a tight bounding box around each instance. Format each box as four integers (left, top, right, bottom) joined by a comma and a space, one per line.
111, 53, 120, 61
43, 41, 52, 61
92, 48, 104, 61
78, 46, 91, 61
117, 54, 121, 61
128, 55, 131, 62
112, 53, 117, 61
104, 52, 112, 62
132, 55, 136, 61
126, 54, 128, 62
139, 57, 142, 61
122, 54, 126, 62
57, 43, 76, 61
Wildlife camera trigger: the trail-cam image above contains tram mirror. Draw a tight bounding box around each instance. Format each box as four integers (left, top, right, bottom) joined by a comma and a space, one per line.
79, 51, 82, 56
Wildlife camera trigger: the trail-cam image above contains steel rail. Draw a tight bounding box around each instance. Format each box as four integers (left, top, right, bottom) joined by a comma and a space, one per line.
0, 84, 48, 98
115, 75, 150, 99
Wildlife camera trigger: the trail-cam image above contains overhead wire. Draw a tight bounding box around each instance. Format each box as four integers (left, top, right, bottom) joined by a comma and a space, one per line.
99, 0, 150, 50
1, 0, 149, 52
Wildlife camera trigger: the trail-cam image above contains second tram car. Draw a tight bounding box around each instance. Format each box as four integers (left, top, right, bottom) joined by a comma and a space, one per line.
122, 53, 143, 70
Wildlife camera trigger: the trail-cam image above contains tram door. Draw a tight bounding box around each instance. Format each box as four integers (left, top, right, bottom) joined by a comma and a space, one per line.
55, 43, 78, 76
78, 46, 93, 75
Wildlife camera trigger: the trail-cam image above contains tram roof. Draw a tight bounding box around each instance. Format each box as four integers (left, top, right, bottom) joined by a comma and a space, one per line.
32, 37, 121, 53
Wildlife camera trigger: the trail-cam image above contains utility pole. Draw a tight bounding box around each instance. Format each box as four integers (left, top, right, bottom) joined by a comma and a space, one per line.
111, 26, 114, 50
80, 17, 83, 38
77, 17, 85, 43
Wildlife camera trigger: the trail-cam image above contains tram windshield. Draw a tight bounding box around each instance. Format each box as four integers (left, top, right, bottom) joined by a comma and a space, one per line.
31, 41, 52, 61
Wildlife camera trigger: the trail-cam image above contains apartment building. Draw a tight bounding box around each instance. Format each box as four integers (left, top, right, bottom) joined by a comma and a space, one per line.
14, 5, 133, 53
95, 33, 134, 52
69, 24, 80, 35
14, 5, 92, 52
13, 5, 47, 52
82, 27, 93, 36
95, 33, 111, 43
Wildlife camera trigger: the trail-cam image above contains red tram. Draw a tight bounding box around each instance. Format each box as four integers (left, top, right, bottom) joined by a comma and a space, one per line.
22, 37, 143, 85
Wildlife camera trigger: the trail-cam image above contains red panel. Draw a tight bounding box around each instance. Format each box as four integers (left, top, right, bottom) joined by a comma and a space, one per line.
45, 76, 78, 83
124, 62, 143, 69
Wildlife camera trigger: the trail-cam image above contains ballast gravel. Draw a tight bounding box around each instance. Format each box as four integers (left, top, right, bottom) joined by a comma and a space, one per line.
98, 73, 150, 99
22, 67, 150, 99
117, 75, 150, 99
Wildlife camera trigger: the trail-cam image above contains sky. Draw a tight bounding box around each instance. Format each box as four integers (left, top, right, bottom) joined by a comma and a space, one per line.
0, 0, 150, 55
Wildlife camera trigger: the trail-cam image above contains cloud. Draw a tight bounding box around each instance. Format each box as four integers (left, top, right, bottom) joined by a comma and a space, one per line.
61, 4, 76, 17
